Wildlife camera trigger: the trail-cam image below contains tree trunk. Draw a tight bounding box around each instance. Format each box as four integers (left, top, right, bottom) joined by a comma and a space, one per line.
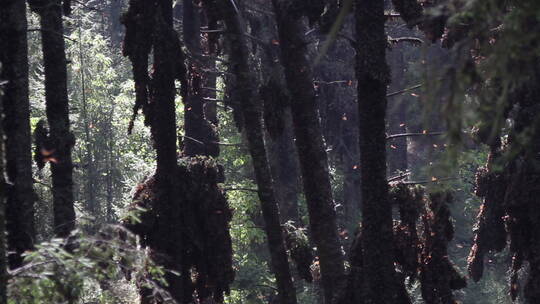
0, 0, 36, 268
150, 1, 185, 301
29, 0, 76, 239
355, 0, 398, 302
0, 65, 7, 304
314, 19, 360, 239
265, 115, 302, 224
271, 1, 346, 302
256, 22, 302, 225
182, 0, 219, 157
220, 2, 297, 303
123, 0, 185, 300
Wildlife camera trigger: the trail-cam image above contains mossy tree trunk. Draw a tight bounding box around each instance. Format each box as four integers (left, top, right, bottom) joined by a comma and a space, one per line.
354, 0, 399, 302
1, 0, 36, 268
272, 1, 346, 302
122, 0, 187, 300
29, 0, 75, 239
181, 0, 219, 157
219, 1, 298, 303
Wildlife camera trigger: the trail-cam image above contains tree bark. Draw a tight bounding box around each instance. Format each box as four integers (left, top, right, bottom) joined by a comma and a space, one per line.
314, 19, 361, 239
29, 0, 76, 239
150, 1, 185, 301
0, 64, 7, 304
272, 1, 346, 302
355, 0, 399, 302
256, 19, 302, 225
265, 114, 302, 224
220, 2, 297, 303
182, 0, 219, 157
0, 0, 36, 268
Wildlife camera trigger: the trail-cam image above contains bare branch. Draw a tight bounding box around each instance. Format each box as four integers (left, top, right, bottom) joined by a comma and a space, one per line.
389, 36, 424, 45
386, 132, 445, 140
387, 83, 422, 98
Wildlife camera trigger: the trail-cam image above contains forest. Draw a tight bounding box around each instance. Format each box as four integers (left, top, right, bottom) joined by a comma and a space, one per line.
1, 0, 539, 303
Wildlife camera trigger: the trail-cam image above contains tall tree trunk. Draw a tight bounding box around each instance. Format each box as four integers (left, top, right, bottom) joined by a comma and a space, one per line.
355, 0, 398, 302
265, 116, 301, 224
182, 0, 218, 157
29, 0, 76, 239
0, 0, 36, 268
123, 0, 189, 301
256, 21, 302, 225
0, 66, 7, 304
314, 20, 360, 239
220, 3, 297, 303
151, 1, 184, 301
272, 1, 346, 302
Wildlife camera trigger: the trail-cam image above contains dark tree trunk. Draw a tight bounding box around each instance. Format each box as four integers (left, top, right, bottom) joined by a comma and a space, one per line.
0, 0, 36, 268
266, 114, 302, 224
354, 0, 399, 302
29, 0, 76, 239
123, 0, 194, 301
256, 22, 302, 225
272, 1, 346, 302
0, 65, 7, 304
220, 2, 297, 303
150, 1, 184, 301
182, 0, 218, 157
314, 19, 361, 238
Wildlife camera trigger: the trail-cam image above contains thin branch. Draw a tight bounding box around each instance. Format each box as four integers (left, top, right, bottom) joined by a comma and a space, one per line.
9, 261, 56, 277
389, 37, 424, 45
387, 83, 422, 98
200, 29, 225, 33
386, 132, 445, 140
314, 80, 351, 85
387, 171, 411, 182
385, 13, 401, 19
182, 135, 243, 147
256, 284, 279, 292
401, 177, 458, 185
